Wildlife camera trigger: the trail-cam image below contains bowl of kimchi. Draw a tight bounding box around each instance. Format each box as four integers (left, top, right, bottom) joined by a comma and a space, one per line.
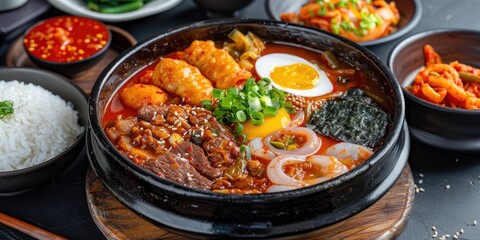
266, 0, 422, 46
389, 29, 480, 151
87, 19, 409, 238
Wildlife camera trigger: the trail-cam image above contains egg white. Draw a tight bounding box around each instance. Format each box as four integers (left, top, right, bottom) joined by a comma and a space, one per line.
255, 53, 333, 97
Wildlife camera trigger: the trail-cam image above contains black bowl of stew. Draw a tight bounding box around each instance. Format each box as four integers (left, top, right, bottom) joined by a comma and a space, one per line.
87, 19, 409, 238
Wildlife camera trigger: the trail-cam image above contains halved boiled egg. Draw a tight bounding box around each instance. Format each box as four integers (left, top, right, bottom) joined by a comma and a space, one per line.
255, 53, 333, 97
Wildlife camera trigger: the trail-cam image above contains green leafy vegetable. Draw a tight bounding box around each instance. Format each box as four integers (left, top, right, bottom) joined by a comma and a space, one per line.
0, 100, 14, 119
86, 0, 145, 14
307, 88, 389, 147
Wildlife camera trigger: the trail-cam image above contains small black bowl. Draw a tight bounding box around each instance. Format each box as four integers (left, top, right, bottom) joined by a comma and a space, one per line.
0, 68, 88, 195
388, 29, 480, 152
88, 19, 409, 238
23, 16, 111, 77
266, 0, 422, 47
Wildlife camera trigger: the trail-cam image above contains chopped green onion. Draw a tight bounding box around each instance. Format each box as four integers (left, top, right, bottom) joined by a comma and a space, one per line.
264, 105, 279, 117
212, 89, 225, 99
251, 111, 264, 126
207, 77, 294, 143
240, 145, 251, 160
201, 100, 213, 110
270, 141, 286, 149
235, 123, 244, 134
0, 100, 14, 119
331, 23, 341, 34
236, 110, 247, 122
318, 5, 327, 16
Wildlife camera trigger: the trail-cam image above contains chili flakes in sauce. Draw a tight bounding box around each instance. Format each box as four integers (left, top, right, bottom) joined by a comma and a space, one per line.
24, 16, 109, 63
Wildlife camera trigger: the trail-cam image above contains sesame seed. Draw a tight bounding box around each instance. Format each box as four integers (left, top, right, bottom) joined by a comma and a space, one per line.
474, 220, 477, 226
446, 185, 451, 189
418, 179, 424, 184
432, 226, 437, 231
453, 235, 458, 239
419, 188, 425, 192
419, 173, 424, 177
456, 231, 459, 236
460, 229, 464, 234
432, 232, 437, 238
445, 234, 450, 237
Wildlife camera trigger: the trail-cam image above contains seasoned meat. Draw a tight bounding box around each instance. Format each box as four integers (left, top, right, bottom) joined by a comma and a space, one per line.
171, 141, 222, 180
202, 121, 240, 167
138, 105, 169, 122
143, 152, 212, 190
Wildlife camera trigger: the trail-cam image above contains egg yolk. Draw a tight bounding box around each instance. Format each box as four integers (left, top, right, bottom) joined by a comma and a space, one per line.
270, 63, 319, 90
242, 108, 291, 140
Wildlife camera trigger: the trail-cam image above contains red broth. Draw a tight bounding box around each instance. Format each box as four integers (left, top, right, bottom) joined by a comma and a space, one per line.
24, 16, 109, 63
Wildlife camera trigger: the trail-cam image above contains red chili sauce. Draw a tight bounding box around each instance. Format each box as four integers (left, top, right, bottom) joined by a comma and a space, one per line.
24, 16, 109, 63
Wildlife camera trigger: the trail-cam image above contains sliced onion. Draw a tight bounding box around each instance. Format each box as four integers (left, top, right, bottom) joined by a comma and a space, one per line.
263, 127, 321, 156
247, 137, 275, 161
267, 184, 297, 193
325, 142, 373, 162
307, 155, 348, 183
288, 110, 305, 127
266, 155, 307, 186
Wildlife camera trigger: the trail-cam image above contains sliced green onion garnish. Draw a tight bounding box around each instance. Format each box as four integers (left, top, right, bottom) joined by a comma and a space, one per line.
264, 105, 279, 117
250, 111, 264, 126
240, 144, 251, 160
0, 100, 14, 119
201, 100, 213, 110
236, 110, 247, 122
212, 89, 225, 99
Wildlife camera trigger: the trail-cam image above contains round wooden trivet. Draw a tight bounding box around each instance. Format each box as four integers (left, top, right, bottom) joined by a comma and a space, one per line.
86, 165, 414, 240
6, 25, 137, 95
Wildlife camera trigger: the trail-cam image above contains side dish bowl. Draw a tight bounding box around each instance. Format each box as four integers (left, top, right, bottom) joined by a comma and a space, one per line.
23, 16, 111, 77
266, 0, 422, 46
388, 29, 480, 151
0, 68, 88, 195
88, 19, 409, 238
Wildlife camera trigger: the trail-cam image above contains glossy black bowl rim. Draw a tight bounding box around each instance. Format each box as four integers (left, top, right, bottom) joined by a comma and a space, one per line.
23, 15, 112, 66
264, 0, 423, 47
89, 18, 405, 202
388, 28, 480, 115
0, 67, 88, 176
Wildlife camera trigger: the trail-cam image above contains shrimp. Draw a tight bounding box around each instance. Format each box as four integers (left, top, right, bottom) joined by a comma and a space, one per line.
266, 155, 348, 193
325, 142, 373, 169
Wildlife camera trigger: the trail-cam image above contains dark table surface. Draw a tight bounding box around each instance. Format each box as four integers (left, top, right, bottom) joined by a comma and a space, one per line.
1, 0, 480, 239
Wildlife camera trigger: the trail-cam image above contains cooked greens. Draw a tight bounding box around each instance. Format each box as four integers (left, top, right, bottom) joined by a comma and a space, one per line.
0, 100, 14, 119
86, 0, 146, 14
307, 88, 389, 148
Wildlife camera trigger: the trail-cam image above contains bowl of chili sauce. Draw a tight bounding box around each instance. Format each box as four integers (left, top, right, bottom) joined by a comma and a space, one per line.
23, 15, 111, 77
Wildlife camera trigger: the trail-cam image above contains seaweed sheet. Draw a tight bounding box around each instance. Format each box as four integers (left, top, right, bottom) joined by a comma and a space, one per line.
307, 88, 389, 148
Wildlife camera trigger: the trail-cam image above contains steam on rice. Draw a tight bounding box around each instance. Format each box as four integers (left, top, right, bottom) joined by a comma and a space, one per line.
0, 80, 84, 171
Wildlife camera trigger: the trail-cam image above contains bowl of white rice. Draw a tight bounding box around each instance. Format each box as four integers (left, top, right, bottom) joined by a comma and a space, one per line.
0, 68, 87, 195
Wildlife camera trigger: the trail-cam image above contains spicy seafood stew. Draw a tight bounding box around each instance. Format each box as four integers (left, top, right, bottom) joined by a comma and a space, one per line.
92, 22, 401, 195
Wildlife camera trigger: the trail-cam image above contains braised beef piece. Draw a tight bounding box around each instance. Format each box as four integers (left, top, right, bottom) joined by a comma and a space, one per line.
171, 142, 222, 180
138, 105, 169, 122
143, 152, 212, 190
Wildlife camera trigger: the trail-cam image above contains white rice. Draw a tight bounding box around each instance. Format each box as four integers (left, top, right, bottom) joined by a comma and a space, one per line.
0, 80, 84, 171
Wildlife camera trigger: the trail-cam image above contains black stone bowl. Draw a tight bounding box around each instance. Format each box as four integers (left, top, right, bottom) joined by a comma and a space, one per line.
266, 0, 422, 47
23, 16, 111, 78
87, 19, 409, 238
388, 29, 480, 152
0, 68, 88, 195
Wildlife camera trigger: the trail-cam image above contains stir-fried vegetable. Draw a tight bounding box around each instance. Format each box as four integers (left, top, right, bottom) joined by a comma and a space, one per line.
202, 78, 294, 143
86, 0, 147, 14
224, 29, 266, 70
307, 88, 389, 148
0, 100, 14, 119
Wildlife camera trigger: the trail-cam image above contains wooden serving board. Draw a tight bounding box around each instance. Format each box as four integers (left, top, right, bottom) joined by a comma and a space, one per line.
86, 165, 414, 240
6, 25, 137, 95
